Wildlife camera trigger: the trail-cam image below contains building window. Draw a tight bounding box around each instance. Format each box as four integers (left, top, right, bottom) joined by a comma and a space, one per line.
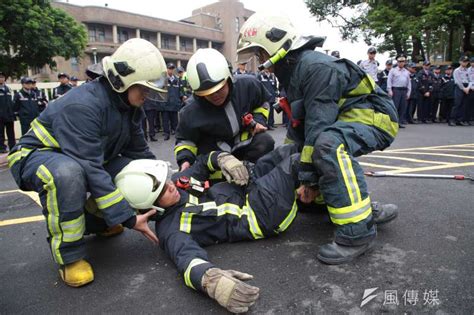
197, 39, 208, 49
119, 30, 129, 43
161, 34, 176, 50
88, 24, 105, 42
235, 17, 240, 33
71, 57, 79, 72
140, 31, 152, 42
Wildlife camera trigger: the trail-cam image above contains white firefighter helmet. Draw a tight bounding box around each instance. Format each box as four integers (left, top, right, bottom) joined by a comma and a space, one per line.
102, 38, 168, 100
236, 13, 309, 69
187, 48, 232, 96
115, 159, 170, 210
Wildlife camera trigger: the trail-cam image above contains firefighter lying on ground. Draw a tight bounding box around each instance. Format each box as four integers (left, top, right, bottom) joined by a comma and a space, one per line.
237, 13, 399, 264
8, 38, 168, 288
115, 145, 398, 313
174, 48, 275, 173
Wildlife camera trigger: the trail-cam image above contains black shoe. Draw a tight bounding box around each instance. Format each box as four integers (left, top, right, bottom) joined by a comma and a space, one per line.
468, 121, 474, 126
448, 121, 455, 126
398, 124, 406, 128
371, 202, 398, 225
150, 137, 158, 142
317, 240, 375, 265
456, 121, 468, 126
171, 130, 175, 135
163, 134, 170, 141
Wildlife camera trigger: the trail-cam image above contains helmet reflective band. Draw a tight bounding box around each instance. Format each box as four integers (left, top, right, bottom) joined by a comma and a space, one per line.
187, 48, 232, 96
103, 38, 168, 97
115, 159, 170, 210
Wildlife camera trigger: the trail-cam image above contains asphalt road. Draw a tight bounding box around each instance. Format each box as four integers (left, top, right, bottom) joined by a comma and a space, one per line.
1, 123, 473, 314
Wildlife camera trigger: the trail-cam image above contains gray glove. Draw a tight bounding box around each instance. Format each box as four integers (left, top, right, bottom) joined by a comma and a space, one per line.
202, 268, 260, 313
217, 152, 249, 186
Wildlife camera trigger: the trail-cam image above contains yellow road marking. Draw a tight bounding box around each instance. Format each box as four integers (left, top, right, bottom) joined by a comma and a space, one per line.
384, 143, 474, 152
375, 152, 474, 160
385, 162, 474, 174
359, 162, 409, 170
0, 189, 41, 206
0, 215, 44, 227
364, 155, 449, 165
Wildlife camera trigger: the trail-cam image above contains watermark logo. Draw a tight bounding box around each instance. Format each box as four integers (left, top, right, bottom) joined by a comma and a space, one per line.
361, 287, 378, 307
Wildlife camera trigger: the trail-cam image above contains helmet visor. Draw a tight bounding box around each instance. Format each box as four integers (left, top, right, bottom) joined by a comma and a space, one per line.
140, 71, 169, 102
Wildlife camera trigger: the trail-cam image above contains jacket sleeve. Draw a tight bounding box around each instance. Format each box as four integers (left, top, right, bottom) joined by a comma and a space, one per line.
299, 65, 344, 183
174, 109, 199, 166
250, 78, 272, 126
121, 108, 155, 160
172, 151, 220, 182
12, 92, 20, 114
156, 212, 215, 292
54, 103, 136, 227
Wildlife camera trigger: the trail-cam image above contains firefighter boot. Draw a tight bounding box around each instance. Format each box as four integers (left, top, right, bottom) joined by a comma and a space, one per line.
97, 224, 124, 237
59, 259, 94, 287
317, 240, 375, 265
371, 202, 398, 225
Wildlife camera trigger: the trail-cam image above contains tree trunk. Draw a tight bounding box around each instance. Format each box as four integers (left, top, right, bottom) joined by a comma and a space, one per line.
462, 21, 473, 53
425, 29, 431, 61
393, 33, 403, 56
412, 35, 423, 62
447, 25, 454, 62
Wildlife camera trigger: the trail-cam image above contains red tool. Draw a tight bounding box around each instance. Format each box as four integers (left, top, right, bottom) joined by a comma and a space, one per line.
273, 97, 301, 128
242, 113, 257, 129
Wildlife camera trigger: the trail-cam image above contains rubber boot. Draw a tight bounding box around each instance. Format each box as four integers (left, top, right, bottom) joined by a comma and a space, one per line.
371, 202, 398, 225
317, 240, 375, 265
59, 259, 94, 287
97, 224, 124, 237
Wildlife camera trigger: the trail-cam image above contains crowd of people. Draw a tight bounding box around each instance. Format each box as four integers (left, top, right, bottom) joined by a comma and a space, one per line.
0, 11, 472, 313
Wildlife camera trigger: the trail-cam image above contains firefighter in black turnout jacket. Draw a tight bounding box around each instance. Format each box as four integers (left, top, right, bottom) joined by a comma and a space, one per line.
237, 13, 399, 264
116, 144, 305, 313
8, 39, 168, 288
174, 48, 275, 173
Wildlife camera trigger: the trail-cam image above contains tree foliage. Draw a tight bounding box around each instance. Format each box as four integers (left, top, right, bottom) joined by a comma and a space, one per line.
305, 0, 473, 62
0, 0, 87, 78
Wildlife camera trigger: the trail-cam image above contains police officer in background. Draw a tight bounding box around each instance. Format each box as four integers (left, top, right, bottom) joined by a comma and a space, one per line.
450, 56, 471, 126
0, 71, 16, 153
359, 47, 379, 83
439, 65, 455, 123
142, 98, 158, 142
330, 50, 340, 59
52, 72, 72, 99
31, 78, 48, 113
13, 77, 39, 135
387, 55, 411, 128
407, 62, 419, 124
70, 76, 79, 87
377, 59, 393, 93
431, 66, 443, 122
162, 63, 182, 141
257, 68, 279, 129
417, 60, 434, 123
234, 60, 253, 75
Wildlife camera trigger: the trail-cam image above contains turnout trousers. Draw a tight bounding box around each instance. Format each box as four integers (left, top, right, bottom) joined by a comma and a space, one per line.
312, 121, 394, 245
9, 149, 131, 265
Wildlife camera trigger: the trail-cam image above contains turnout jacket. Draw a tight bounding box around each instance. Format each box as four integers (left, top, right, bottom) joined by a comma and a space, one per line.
274, 47, 398, 182
8, 78, 154, 227
174, 75, 272, 166
157, 145, 299, 292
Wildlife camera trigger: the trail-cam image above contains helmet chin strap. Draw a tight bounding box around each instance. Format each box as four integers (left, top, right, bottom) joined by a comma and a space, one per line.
258, 39, 292, 70
151, 206, 165, 215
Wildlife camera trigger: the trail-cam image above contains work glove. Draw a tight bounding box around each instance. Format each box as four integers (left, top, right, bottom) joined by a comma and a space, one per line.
217, 152, 249, 186
202, 268, 260, 313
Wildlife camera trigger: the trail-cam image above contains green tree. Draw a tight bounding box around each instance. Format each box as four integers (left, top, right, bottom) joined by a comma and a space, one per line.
0, 0, 87, 79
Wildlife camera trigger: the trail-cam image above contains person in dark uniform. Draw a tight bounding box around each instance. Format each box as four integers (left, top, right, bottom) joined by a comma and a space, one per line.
142, 98, 158, 142
256, 68, 279, 129
439, 65, 455, 123
31, 78, 48, 113
7, 38, 168, 288
417, 60, 434, 123
431, 66, 443, 122
406, 63, 419, 123
330, 50, 340, 59
377, 59, 393, 93
237, 13, 398, 265
116, 145, 300, 313
162, 63, 182, 141
233, 60, 253, 75
0, 71, 16, 153
70, 76, 79, 87
52, 72, 72, 99
175, 48, 275, 173
13, 77, 39, 135
177, 66, 192, 107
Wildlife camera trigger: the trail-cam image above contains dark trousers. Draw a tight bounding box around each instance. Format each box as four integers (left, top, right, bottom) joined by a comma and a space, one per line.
439, 98, 453, 121
20, 117, 34, 135
430, 97, 441, 121
406, 98, 417, 122
155, 111, 162, 132
142, 109, 157, 138
268, 107, 275, 127
392, 88, 408, 124
0, 119, 16, 151
418, 95, 432, 122
451, 88, 469, 122
162, 111, 178, 136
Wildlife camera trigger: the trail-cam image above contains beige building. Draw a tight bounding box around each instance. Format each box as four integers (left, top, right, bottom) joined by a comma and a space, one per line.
31, 0, 254, 82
